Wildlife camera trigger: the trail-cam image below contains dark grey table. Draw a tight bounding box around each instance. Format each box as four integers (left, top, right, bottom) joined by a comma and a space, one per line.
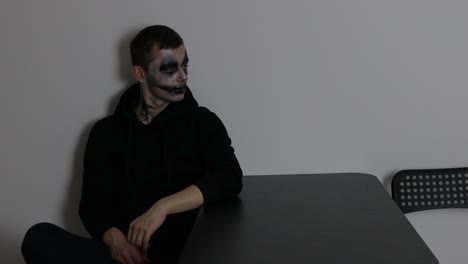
178, 174, 438, 264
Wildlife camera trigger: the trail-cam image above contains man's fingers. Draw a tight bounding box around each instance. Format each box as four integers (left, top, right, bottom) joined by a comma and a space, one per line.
129, 225, 140, 246
134, 230, 146, 248
137, 246, 150, 263
143, 232, 151, 254
130, 249, 145, 264
123, 253, 136, 264
128, 218, 141, 244
143, 252, 150, 263
127, 225, 134, 245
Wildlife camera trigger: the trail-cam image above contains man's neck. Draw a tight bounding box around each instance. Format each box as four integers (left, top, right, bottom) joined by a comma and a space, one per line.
135, 88, 169, 125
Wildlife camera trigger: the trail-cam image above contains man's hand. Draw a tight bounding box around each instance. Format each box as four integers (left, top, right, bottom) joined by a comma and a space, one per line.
103, 227, 150, 264
128, 202, 168, 253
127, 185, 204, 254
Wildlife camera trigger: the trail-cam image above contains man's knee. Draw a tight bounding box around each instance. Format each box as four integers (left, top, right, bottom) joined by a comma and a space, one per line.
23, 222, 59, 242
22, 222, 59, 261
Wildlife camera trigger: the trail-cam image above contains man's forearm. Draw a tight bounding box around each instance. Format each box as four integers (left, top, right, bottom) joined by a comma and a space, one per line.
155, 185, 204, 215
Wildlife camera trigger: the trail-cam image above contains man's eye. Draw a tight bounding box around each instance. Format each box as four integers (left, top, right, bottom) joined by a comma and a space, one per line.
162, 68, 177, 73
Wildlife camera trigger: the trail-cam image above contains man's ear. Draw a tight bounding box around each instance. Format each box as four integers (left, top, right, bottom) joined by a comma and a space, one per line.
131, 65, 146, 82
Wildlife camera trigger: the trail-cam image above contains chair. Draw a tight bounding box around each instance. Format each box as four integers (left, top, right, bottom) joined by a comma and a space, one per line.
391, 167, 468, 213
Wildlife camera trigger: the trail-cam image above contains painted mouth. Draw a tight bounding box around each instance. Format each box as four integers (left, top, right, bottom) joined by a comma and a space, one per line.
170, 86, 186, 94
158, 85, 187, 94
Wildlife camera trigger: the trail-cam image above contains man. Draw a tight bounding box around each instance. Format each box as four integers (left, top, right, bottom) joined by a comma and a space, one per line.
22, 25, 243, 264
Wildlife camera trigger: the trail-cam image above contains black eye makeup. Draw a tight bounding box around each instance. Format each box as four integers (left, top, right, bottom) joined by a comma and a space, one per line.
159, 59, 179, 74
158, 53, 190, 77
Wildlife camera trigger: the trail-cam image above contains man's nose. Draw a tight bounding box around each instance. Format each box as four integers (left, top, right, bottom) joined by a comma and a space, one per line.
177, 67, 188, 82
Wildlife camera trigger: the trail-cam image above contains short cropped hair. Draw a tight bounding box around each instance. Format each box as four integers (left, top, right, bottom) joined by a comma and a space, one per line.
130, 25, 184, 70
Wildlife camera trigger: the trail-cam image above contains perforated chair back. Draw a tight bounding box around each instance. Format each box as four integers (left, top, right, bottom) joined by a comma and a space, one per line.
392, 168, 468, 213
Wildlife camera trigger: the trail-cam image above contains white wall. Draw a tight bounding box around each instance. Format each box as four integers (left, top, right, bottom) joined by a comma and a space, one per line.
2, 0, 468, 263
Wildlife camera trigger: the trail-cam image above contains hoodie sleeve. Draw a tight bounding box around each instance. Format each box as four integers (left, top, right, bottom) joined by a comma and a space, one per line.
194, 108, 243, 203
79, 120, 119, 240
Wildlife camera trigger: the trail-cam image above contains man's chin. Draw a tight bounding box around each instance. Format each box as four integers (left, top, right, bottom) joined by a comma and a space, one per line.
165, 91, 185, 103
168, 91, 185, 102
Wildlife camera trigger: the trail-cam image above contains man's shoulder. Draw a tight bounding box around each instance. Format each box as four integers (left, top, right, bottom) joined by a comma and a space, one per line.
192, 106, 228, 130
91, 115, 124, 131
194, 106, 217, 119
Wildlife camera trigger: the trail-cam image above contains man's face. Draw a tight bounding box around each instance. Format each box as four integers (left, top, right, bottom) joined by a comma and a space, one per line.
143, 44, 189, 102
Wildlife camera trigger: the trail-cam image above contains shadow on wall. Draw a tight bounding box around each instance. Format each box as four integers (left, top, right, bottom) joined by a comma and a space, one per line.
61, 121, 94, 236
60, 26, 142, 236
2, 227, 25, 264
106, 25, 144, 114
382, 170, 399, 195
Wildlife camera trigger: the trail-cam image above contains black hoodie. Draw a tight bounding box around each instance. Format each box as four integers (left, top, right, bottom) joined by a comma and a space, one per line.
79, 84, 243, 258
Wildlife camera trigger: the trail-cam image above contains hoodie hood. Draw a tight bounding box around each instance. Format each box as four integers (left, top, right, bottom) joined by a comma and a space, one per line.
114, 83, 199, 125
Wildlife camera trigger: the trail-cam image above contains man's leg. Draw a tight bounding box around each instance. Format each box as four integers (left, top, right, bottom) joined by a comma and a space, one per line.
148, 212, 196, 264
22, 222, 120, 264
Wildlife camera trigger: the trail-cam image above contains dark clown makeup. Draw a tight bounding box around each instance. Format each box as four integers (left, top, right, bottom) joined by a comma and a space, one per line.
157, 84, 187, 94
145, 73, 187, 95
145, 51, 189, 95
158, 53, 189, 79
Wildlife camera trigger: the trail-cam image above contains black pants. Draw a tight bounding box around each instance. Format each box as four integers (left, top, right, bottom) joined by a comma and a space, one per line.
21, 222, 120, 264
22, 221, 189, 264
